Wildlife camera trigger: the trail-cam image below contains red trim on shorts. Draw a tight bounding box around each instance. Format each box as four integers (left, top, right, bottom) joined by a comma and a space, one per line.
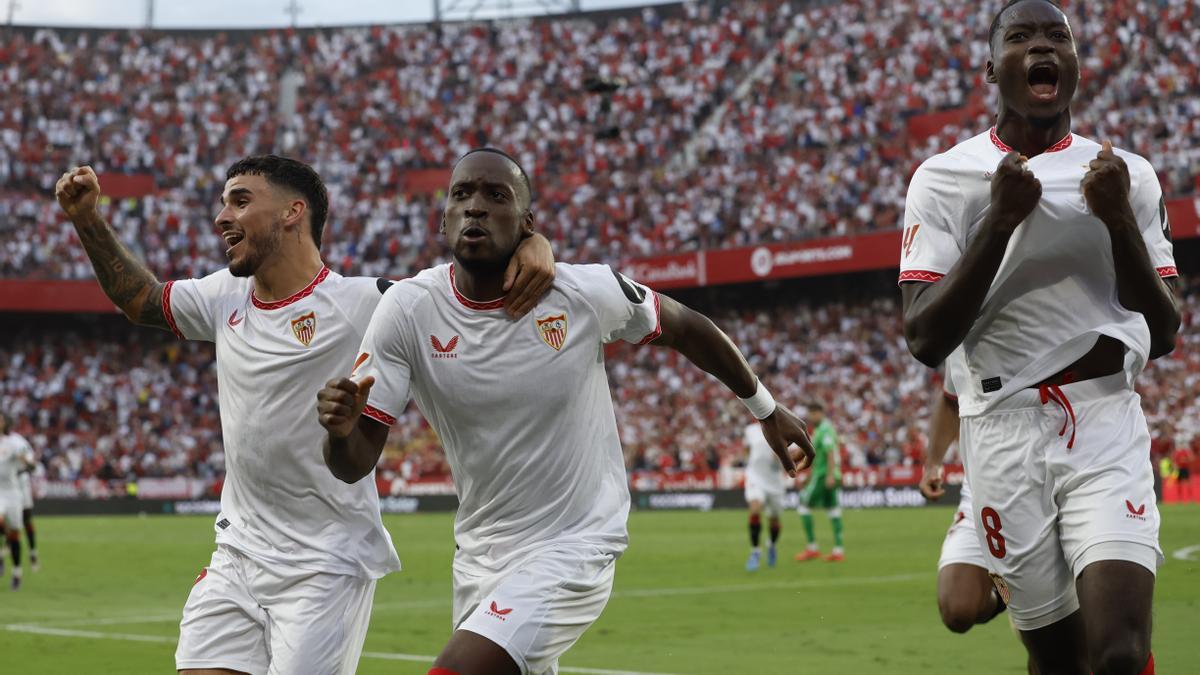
898, 270, 945, 284
1157, 266, 1178, 278
162, 281, 184, 339
449, 264, 505, 311
428, 669, 460, 675
1140, 653, 1154, 675
989, 127, 1073, 154
251, 267, 330, 310
637, 291, 663, 345
362, 405, 397, 427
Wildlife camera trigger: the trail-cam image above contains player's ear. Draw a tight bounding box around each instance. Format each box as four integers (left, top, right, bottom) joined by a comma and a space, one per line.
283, 198, 306, 230
985, 59, 998, 84
522, 208, 535, 237
439, 213, 446, 234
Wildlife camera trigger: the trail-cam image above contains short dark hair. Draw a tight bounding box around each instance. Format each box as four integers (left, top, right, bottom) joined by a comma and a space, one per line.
988, 0, 1064, 52
226, 155, 329, 248
808, 401, 826, 413
456, 147, 533, 207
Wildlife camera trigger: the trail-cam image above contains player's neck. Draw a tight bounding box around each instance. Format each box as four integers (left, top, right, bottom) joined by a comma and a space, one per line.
994, 109, 1072, 158
252, 248, 325, 303
451, 262, 506, 303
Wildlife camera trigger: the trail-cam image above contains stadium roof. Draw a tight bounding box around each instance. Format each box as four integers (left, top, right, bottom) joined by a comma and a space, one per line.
6, 0, 678, 29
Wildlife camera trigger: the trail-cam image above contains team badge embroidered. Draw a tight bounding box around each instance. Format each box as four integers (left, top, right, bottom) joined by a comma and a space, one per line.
291, 311, 317, 346
536, 313, 568, 351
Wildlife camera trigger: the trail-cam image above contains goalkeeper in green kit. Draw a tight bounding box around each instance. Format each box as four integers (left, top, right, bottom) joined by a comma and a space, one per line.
795, 401, 844, 562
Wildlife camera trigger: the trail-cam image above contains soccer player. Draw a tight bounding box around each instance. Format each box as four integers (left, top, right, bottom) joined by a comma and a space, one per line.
5, 415, 40, 572
899, 1, 1179, 672
743, 422, 789, 571
795, 401, 843, 562
0, 415, 33, 590
316, 148, 814, 675
918, 375, 1008, 634
54, 157, 556, 674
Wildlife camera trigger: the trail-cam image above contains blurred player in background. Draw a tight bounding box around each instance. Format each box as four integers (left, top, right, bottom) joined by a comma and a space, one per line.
317, 148, 814, 675
795, 401, 844, 562
8, 415, 40, 573
900, 1, 1179, 672
55, 157, 556, 674
743, 422, 789, 571
0, 414, 34, 590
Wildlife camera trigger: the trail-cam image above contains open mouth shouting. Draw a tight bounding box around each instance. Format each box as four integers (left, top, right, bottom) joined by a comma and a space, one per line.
223, 230, 245, 257
1027, 61, 1059, 103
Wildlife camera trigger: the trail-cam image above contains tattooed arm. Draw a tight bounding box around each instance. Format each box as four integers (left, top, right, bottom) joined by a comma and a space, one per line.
54, 166, 169, 330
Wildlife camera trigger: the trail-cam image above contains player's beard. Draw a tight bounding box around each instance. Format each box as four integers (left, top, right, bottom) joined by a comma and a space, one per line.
228, 217, 284, 278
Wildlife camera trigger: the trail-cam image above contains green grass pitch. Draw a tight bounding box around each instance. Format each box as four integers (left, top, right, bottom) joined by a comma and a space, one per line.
3, 505, 1197, 673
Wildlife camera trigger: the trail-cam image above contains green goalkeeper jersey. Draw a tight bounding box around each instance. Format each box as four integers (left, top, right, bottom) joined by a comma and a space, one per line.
810, 418, 841, 480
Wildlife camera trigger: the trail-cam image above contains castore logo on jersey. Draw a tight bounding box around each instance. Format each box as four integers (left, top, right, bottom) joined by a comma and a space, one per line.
431, 335, 460, 358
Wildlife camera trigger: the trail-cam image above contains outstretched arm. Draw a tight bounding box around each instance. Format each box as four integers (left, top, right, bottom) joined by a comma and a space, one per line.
54, 166, 168, 330
649, 294, 813, 475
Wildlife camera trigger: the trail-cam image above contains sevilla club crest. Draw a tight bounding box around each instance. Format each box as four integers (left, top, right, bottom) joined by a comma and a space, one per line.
536, 313, 568, 351
290, 311, 317, 346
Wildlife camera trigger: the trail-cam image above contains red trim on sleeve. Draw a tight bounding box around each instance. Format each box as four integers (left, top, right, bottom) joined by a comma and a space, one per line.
943, 392, 958, 403
362, 404, 397, 427
1157, 266, 1178, 278
161, 280, 184, 339
898, 270, 945, 284
449, 265, 506, 311
636, 291, 663, 345
251, 267, 330, 311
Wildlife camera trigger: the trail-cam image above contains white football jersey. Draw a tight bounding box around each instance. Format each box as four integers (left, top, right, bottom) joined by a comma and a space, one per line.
164, 267, 401, 579
900, 129, 1177, 416
743, 424, 788, 495
0, 433, 31, 494
354, 263, 661, 573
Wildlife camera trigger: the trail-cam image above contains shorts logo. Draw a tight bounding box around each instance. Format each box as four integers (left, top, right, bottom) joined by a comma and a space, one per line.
485, 600, 513, 620
988, 572, 1011, 605
430, 335, 459, 358
1125, 499, 1146, 520
290, 312, 317, 346
216, 518, 230, 530
193, 568, 208, 585
536, 314, 568, 351
947, 510, 967, 533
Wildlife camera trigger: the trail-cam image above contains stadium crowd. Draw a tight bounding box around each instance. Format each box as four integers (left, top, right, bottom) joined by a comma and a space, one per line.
4, 279, 1197, 491
1, 0, 1197, 281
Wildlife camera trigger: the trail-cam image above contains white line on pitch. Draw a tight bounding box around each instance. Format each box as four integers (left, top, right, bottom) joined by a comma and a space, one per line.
1172, 544, 1200, 561
3, 625, 678, 674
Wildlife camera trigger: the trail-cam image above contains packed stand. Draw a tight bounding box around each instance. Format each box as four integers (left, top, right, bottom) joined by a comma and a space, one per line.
6, 280, 1198, 493
0, 0, 1196, 279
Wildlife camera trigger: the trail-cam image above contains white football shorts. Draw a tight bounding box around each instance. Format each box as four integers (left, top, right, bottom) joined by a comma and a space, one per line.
20, 473, 33, 510
453, 543, 617, 675
960, 373, 1162, 631
744, 478, 785, 518
0, 489, 21, 531
937, 481, 988, 570
175, 544, 376, 674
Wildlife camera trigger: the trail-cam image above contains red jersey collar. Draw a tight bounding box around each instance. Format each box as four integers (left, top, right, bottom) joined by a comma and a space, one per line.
251, 266, 331, 310
989, 127, 1073, 154
449, 264, 505, 311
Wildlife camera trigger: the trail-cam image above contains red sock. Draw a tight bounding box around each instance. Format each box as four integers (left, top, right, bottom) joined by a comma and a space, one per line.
428, 669, 459, 675
1139, 652, 1154, 675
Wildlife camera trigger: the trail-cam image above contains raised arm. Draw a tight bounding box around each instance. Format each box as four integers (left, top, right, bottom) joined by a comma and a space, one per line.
649, 294, 813, 475
54, 166, 169, 330
1080, 142, 1180, 359
317, 377, 390, 483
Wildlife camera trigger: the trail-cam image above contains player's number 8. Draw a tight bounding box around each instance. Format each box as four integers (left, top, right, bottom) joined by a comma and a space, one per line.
980, 507, 1006, 558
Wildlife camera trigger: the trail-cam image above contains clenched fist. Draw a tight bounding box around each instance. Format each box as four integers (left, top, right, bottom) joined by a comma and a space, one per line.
316, 376, 375, 439
989, 151, 1042, 233
1081, 140, 1134, 227
55, 166, 102, 222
